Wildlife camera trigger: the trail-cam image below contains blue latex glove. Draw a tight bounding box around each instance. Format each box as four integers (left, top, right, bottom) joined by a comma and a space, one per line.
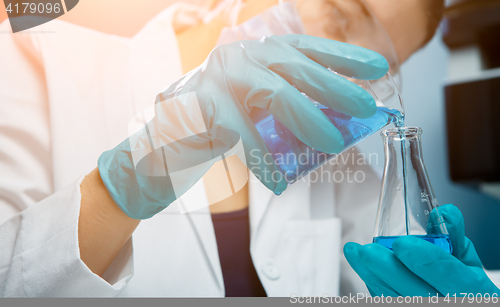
344, 204, 500, 297
98, 34, 389, 219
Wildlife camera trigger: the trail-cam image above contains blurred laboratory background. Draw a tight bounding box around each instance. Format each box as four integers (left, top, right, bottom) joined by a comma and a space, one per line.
358, 0, 500, 270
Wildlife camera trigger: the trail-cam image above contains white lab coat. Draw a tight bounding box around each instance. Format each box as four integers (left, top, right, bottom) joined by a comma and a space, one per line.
0, 5, 381, 297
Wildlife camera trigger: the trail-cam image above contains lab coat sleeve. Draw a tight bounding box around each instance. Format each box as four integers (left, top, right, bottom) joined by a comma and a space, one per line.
0, 178, 133, 297
0, 21, 133, 297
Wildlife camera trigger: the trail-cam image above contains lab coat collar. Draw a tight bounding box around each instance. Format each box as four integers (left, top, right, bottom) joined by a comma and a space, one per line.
248, 172, 275, 240
178, 179, 225, 294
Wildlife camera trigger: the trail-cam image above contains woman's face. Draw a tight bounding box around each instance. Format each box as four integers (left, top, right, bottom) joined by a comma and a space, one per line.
296, 0, 399, 73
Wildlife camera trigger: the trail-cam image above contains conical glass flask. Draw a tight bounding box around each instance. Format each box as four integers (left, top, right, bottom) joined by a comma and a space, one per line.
373, 127, 452, 253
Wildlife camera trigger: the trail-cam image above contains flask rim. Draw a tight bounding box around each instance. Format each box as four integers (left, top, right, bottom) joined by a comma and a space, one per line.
381, 126, 422, 140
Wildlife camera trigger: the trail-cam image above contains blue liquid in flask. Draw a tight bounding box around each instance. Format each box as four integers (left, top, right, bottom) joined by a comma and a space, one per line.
373, 235, 453, 254
255, 105, 403, 183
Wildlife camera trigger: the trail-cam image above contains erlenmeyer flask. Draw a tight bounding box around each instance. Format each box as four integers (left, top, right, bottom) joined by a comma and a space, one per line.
373, 127, 452, 253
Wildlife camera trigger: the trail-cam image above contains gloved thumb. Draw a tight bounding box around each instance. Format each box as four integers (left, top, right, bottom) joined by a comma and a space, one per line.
343, 242, 398, 297
435, 204, 482, 268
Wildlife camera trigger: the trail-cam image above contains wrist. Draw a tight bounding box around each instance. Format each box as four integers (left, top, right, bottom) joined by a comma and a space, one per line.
82, 168, 140, 225
79, 167, 140, 275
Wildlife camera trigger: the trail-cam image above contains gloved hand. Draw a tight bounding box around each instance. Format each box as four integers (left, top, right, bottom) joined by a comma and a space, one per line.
98, 34, 389, 219
344, 204, 500, 297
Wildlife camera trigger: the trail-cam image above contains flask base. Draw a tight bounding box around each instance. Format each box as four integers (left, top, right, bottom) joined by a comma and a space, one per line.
373, 235, 452, 254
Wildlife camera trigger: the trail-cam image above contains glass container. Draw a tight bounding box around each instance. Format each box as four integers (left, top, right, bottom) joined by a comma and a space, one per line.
372, 126, 452, 253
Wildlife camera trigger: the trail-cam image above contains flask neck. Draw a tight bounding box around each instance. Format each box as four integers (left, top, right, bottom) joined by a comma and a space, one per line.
382, 127, 424, 165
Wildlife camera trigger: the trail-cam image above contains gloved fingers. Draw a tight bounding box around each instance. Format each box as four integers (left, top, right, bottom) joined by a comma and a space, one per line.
258, 40, 376, 119
432, 204, 482, 267
358, 243, 441, 297
459, 237, 483, 269
392, 236, 492, 295
270, 34, 389, 80
344, 242, 400, 297
239, 66, 345, 154
426, 206, 448, 237
432, 204, 464, 255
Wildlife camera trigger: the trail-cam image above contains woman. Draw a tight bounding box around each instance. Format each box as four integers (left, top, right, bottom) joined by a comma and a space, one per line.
0, 0, 444, 297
